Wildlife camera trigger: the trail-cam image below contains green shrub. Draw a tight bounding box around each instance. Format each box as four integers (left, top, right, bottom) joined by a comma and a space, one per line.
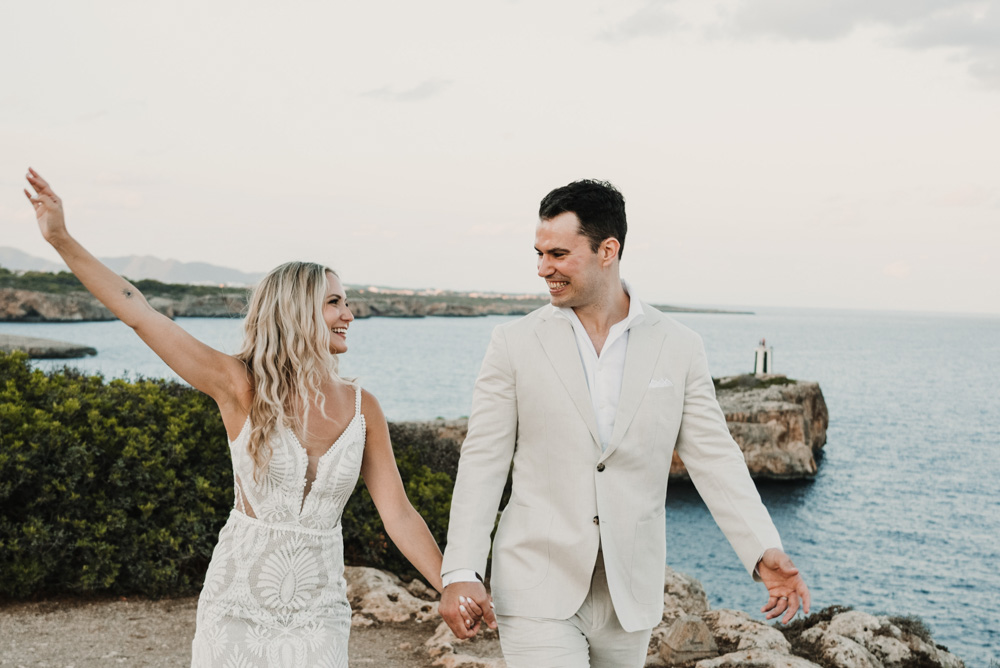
0, 350, 232, 597
0, 351, 462, 597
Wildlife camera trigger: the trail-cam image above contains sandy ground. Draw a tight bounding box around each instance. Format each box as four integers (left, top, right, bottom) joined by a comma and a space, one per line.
0, 596, 468, 668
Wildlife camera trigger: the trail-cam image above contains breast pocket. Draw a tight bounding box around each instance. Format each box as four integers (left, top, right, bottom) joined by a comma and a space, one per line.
490, 503, 553, 591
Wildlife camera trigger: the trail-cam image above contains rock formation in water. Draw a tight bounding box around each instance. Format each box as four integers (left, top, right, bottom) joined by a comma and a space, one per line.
681, 375, 828, 480
0, 334, 97, 359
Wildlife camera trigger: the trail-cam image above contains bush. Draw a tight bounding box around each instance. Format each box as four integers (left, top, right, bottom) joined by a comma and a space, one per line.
0, 351, 232, 597
0, 351, 461, 597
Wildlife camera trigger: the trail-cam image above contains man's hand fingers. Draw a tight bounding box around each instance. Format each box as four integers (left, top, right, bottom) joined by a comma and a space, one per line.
780, 592, 801, 624
481, 597, 498, 630
764, 595, 789, 620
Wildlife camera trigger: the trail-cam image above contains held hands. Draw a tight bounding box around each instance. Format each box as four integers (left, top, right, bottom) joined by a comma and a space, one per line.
23, 168, 67, 244
757, 547, 811, 624
439, 581, 497, 639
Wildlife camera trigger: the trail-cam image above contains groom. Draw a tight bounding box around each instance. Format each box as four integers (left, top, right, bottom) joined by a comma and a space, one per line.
439, 180, 810, 667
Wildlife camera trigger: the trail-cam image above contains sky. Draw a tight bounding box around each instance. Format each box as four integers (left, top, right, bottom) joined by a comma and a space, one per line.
1, 0, 998, 314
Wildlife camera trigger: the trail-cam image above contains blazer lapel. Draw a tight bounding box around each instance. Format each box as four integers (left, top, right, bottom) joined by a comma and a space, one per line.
535, 309, 601, 448
602, 308, 666, 461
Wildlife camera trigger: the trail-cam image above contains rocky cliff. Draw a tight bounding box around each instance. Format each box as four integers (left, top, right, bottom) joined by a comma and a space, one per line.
0, 288, 246, 321
0, 288, 541, 321
394, 376, 828, 481
680, 374, 829, 480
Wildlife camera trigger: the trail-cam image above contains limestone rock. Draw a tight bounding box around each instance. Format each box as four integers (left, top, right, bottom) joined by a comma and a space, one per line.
659, 615, 718, 664
0, 288, 114, 321
344, 566, 438, 625
662, 565, 710, 624
702, 609, 791, 653
0, 287, 245, 321
0, 334, 96, 359
646, 566, 712, 666
671, 375, 828, 480
799, 627, 882, 668
170, 294, 246, 317
798, 610, 966, 668
694, 649, 821, 667
425, 620, 505, 668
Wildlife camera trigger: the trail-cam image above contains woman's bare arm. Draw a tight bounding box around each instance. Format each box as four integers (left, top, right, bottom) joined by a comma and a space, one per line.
359, 390, 444, 593
24, 168, 250, 415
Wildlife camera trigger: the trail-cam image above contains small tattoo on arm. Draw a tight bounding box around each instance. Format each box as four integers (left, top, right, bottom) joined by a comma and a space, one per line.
122, 289, 133, 299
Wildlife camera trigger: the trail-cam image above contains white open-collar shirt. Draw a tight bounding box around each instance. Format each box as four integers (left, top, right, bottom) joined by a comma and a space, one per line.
553, 280, 644, 450
444, 281, 643, 586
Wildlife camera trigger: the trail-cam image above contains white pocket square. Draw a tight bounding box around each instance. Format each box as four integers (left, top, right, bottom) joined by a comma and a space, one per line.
648, 378, 674, 389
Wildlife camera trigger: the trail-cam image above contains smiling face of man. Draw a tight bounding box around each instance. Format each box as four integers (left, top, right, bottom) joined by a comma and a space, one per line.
535, 211, 611, 310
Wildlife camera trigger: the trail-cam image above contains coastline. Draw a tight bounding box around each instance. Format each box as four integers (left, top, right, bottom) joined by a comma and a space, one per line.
0, 286, 752, 323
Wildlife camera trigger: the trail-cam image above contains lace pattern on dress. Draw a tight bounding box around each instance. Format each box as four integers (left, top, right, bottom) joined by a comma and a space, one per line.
191, 384, 365, 667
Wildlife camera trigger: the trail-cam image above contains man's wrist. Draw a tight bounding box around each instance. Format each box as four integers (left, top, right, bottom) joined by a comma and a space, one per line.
442, 569, 482, 587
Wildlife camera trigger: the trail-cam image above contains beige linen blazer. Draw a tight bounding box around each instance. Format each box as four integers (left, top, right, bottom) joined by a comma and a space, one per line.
441, 302, 782, 632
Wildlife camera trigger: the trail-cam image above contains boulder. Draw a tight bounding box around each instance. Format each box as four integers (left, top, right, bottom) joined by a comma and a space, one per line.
694, 649, 822, 667
702, 609, 791, 653
797, 610, 966, 668
658, 615, 718, 664
661, 565, 711, 624
425, 620, 505, 668
344, 566, 439, 625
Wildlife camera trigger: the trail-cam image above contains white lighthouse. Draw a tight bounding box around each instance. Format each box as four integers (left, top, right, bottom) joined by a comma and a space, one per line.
753, 338, 773, 375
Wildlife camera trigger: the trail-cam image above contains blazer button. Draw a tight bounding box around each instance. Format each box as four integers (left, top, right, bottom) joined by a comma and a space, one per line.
593, 516, 600, 525
596, 463, 605, 472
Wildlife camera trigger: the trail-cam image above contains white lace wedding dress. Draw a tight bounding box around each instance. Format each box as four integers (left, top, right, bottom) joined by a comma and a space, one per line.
191, 385, 366, 667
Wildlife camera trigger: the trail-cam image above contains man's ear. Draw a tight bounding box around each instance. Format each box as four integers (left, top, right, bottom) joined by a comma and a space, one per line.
600, 238, 620, 265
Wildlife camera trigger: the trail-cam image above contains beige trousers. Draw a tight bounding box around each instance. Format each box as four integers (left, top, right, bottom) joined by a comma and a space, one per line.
495, 551, 653, 668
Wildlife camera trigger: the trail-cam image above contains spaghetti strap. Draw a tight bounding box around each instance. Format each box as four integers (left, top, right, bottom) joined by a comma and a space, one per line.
353, 383, 362, 416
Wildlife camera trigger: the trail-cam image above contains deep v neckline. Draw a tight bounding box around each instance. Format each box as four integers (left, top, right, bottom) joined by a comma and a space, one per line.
289, 411, 361, 463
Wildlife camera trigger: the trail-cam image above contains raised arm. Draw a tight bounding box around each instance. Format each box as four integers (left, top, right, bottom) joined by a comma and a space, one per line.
358, 390, 444, 593
24, 168, 249, 413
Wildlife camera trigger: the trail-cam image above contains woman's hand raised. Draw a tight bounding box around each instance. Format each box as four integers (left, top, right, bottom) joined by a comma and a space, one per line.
24, 167, 68, 245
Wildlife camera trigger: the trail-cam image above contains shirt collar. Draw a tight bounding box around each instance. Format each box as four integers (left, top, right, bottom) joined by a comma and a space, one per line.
554, 279, 645, 331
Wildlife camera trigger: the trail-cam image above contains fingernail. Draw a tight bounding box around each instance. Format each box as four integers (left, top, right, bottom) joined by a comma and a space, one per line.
459, 596, 466, 603
459, 605, 466, 612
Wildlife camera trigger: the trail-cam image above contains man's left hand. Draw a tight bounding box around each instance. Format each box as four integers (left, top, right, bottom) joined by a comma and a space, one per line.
757, 548, 811, 624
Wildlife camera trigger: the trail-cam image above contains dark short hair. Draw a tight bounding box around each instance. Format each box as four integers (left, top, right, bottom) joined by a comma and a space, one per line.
538, 179, 627, 260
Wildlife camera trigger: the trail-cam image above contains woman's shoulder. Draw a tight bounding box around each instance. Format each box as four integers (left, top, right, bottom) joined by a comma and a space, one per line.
357, 386, 386, 421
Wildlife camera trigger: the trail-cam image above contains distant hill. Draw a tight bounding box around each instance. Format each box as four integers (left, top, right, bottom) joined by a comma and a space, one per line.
0, 247, 64, 273
0, 247, 264, 287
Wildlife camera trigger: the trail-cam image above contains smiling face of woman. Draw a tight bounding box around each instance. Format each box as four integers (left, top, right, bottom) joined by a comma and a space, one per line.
322, 272, 354, 354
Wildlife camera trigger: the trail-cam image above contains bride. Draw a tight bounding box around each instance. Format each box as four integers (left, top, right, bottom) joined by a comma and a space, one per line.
25, 169, 478, 666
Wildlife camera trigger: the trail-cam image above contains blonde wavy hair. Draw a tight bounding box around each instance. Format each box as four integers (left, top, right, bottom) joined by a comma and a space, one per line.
235, 261, 341, 480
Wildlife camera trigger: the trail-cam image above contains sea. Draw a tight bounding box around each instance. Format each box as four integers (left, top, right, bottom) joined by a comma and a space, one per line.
2, 307, 998, 665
